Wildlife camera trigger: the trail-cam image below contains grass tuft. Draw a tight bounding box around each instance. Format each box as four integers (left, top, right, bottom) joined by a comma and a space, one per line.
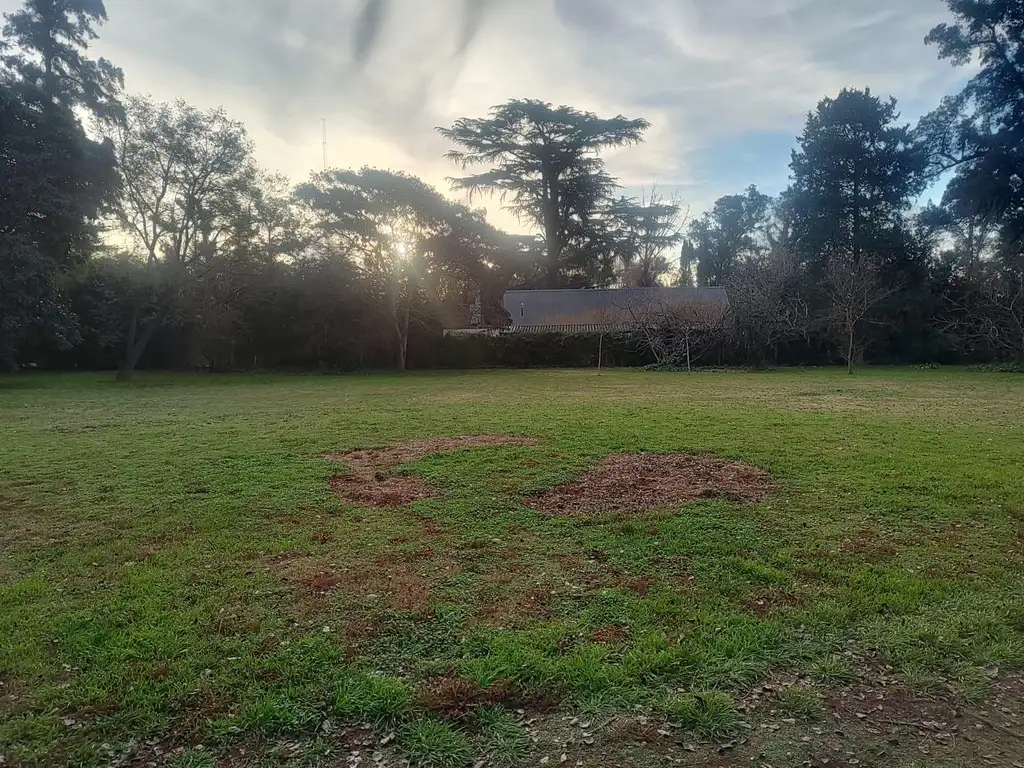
329, 673, 412, 722
401, 718, 475, 768
470, 706, 530, 765
808, 655, 858, 685
658, 690, 739, 739
776, 685, 825, 721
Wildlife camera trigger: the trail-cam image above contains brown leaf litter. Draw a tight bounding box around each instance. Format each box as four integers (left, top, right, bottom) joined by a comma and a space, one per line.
419, 673, 560, 718
529, 452, 773, 516
326, 435, 537, 508
274, 547, 458, 617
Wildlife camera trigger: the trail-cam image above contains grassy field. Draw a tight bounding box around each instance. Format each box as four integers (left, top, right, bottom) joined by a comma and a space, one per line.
1, 368, 1022, 767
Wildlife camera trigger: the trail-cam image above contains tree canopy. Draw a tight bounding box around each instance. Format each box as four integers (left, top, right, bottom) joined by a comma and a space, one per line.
687, 185, 773, 286
920, 0, 1024, 264
0, 0, 118, 369
788, 88, 928, 273
4, 0, 1024, 373
1, 0, 122, 118
439, 99, 649, 288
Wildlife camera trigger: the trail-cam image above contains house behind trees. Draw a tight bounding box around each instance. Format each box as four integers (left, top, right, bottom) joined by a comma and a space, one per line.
504, 287, 730, 333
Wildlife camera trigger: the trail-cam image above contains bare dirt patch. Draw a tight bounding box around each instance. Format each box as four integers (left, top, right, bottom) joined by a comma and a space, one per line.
326, 435, 537, 508
419, 674, 516, 718
837, 528, 899, 561
529, 453, 773, 516
745, 589, 807, 618
592, 626, 630, 644
275, 551, 455, 615
419, 673, 560, 718
474, 568, 555, 627
818, 674, 1024, 767
328, 472, 435, 508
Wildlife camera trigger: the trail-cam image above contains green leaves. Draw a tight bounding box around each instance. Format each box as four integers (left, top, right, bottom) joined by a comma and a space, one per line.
1, 0, 123, 120
440, 100, 650, 288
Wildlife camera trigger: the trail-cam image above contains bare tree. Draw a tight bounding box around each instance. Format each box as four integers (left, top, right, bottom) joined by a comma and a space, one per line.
944, 267, 1024, 362
727, 253, 811, 364
824, 254, 897, 374
620, 295, 729, 371
100, 95, 255, 379
606, 188, 687, 287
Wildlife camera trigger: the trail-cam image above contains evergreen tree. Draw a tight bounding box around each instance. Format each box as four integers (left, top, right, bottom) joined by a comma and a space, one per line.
439, 100, 649, 288
0, 0, 120, 368
920, 0, 1024, 265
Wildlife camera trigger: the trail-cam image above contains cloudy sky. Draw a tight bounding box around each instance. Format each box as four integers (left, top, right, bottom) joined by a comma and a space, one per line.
6, 0, 967, 232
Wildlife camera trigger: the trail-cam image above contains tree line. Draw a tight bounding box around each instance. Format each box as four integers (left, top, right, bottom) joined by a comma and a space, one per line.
2, 0, 1022, 376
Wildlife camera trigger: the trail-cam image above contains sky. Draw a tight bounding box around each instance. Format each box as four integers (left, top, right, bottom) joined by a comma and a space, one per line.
4, 0, 970, 233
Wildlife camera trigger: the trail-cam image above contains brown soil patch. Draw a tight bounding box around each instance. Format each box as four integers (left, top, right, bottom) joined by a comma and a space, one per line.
529, 453, 773, 516
420, 674, 514, 718
592, 626, 630, 644
304, 570, 344, 592
838, 528, 899, 561
327, 435, 537, 508
276, 552, 453, 615
0, 674, 25, 717
420, 673, 560, 718
329, 472, 435, 508
476, 581, 554, 627
745, 590, 807, 618
625, 575, 655, 595
326, 435, 537, 469
820, 674, 1024, 767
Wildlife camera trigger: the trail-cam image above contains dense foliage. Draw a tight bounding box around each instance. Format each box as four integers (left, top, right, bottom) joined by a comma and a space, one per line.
2, 0, 1023, 373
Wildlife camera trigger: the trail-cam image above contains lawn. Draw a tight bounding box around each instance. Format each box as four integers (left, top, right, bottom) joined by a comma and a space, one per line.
1, 368, 1022, 767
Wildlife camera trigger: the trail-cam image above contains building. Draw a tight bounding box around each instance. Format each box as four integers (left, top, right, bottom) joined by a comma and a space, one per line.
503, 287, 730, 333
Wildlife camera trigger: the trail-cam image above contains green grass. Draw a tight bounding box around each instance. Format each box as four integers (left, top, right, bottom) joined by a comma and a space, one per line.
775, 685, 826, 721
658, 691, 739, 738
401, 719, 474, 767
1, 368, 1023, 766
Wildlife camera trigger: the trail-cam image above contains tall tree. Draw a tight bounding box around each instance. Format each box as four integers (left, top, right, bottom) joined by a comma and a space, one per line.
918, 199, 1000, 274
1, 0, 123, 119
919, 0, 1024, 263
788, 89, 928, 275
439, 99, 649, 288
99, 96, 256, 379
297, 168, 503, 371
686, 185, 773, 286
606, 189, 686, 287
0, 0, 119, 368
0, 80, 110, 368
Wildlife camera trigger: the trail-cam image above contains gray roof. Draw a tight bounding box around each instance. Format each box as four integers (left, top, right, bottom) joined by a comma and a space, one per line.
503, 287, 729, 331
508, 323, 635, 334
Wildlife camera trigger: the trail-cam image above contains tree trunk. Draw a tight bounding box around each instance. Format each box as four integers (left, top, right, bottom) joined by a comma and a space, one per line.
542, 170, 561, 288
395, 304, 410, 372
117, 307, 166, 381
117, 324, 160, 381
847, 326, 855, 375
598, 333, 604, 373
686, 335, 692, 373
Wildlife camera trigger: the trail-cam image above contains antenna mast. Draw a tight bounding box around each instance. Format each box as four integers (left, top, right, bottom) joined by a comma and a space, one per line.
321, 118, 328, 171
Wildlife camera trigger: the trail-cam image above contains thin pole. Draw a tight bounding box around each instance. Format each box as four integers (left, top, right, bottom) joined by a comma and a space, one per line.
322, 118, 328, 171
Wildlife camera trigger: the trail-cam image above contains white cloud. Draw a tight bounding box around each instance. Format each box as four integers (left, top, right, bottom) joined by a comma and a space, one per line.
0, 0, 968, 230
